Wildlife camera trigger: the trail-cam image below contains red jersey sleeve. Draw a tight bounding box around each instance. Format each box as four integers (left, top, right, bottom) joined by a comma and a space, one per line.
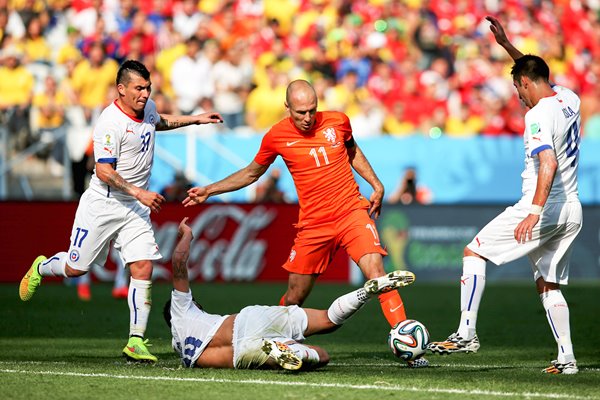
254, 129, 278, 166
339, 112, 354, 143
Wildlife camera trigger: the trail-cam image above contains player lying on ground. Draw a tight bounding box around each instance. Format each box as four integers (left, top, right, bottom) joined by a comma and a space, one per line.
163, 218, 416, 370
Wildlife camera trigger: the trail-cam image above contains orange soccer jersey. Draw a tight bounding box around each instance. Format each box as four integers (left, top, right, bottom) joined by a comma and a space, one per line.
254, 111, 367, 227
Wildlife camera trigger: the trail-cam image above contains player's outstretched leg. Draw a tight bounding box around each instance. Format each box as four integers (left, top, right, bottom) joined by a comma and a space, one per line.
262, 339, 303, 371
363, 270, 415, 295
122, 337, 158, 363
428, 332, 480, 354
19, 256, 47, 301
542, 359, 578, 375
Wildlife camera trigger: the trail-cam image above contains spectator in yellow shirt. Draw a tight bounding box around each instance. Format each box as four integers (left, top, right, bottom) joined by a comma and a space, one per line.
445, 103, 484, 137
383, 102, 416, 136
0, 45, 34, 151
22, 15, 51, 64
71, 41, 118, 123
32, 75, 68, 175
245, 65, 287, 133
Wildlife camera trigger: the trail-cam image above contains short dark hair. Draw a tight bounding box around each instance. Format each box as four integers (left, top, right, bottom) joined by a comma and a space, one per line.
511, 55, 550, 84
116, 59, 150, 86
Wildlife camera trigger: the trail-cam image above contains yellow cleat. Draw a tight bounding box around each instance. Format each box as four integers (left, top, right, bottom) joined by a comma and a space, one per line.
122, 337, 158, 363
19, 255, 47, 301
364, 270, 416, 295
261, 339, 302, 371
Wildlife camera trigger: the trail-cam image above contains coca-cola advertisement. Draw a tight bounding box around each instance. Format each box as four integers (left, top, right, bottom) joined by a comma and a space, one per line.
0, 202, 350, 283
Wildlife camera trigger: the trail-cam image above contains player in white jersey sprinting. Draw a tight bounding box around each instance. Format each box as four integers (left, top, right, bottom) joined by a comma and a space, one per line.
164, 218, 416, 371
429, 17, 582, 375
19, 60, 223, 363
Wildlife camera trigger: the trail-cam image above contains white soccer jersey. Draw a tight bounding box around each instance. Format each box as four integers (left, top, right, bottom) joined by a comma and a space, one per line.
170, 289, 229, 368
89, 99, 160, 201
521, 85, 581, 203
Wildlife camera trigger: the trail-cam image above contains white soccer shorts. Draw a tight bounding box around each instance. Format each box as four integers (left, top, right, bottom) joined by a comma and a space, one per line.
66, 190, 162, 271
233, 305, 308, 369
466, 199, 582, 285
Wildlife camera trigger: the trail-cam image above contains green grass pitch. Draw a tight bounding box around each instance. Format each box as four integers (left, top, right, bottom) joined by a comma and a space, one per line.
1, 281, 599, 400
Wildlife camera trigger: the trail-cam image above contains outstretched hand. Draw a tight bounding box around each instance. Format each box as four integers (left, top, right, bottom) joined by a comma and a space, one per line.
178, 217, 193, 239
136, 189, 165, 213
486, 16, 508, 45
182, 186, 209, 207
195, 112, 224, 125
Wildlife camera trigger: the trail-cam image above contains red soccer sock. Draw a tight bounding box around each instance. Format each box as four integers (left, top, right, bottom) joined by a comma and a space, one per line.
378, 290, 407, 327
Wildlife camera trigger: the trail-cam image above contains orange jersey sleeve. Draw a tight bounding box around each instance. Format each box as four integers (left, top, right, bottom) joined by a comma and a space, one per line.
254, 111, 368, 227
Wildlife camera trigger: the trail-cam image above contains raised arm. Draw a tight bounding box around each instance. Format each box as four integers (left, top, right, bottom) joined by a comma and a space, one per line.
347, 142, 385, 219
486, 16, 524, 61
95, 162, 165, 213
155, 111, 223, 131
183, 161, 269, 207
172, 217, 193, 293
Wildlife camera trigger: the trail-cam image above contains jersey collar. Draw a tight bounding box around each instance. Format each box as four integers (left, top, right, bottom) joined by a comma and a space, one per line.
114, 99, 144, 122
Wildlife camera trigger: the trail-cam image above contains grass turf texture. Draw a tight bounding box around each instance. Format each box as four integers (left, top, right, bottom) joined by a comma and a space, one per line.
1, 281, 599, 400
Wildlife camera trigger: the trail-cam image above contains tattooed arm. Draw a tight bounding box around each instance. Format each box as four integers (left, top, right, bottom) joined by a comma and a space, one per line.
172, 217, 193, 293
155, 112, 223, 131
513, 149, 558, 243
95, 162, 165, 212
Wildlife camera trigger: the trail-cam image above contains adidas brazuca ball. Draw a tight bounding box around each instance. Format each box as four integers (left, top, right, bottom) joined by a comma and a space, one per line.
388, 319, 430, 361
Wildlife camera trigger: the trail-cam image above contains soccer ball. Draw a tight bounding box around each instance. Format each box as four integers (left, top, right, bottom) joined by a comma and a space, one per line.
388, 319, 430, 361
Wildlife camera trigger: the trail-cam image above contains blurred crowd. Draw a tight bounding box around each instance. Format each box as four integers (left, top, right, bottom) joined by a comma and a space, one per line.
2, 0, 600, 194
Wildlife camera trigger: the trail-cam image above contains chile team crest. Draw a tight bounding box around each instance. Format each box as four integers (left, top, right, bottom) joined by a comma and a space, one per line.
70, 249, 80, 262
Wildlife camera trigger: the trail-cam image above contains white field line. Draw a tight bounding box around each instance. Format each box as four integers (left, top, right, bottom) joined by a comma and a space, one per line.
1, 360, 598, 372
330, 362, 600, 371
0, 368, 594, 400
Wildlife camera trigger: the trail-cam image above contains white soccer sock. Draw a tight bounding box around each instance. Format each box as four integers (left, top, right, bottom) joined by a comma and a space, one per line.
287, 343, 320, 365
38, 252, 68, 277
128, 278, 152, 338
541, 289, 575, 364
457, 256, 486, 340
327, 288, 369, 325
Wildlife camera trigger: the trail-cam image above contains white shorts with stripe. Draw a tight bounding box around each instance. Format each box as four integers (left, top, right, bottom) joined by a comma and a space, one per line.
467, 199, 582, 284
232, 305, 307, 369
66, 190, 162, 271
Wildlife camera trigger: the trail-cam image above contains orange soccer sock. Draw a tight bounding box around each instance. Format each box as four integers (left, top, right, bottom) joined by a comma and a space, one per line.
378, 290, 407, 327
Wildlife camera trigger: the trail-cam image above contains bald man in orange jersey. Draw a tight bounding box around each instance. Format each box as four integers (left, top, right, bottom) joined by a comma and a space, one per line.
184, 81, 419, 364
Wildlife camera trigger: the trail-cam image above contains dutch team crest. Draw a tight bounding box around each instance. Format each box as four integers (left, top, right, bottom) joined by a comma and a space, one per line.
323, 127, 336, 143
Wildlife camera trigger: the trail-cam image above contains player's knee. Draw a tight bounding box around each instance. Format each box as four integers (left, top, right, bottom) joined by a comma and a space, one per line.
284, 292, 305, 306
463, 246, 478, 257
129, 260, 153, 280
315, 347, 330, 365
357, 255, 386, 280
535, 277, 560, 294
